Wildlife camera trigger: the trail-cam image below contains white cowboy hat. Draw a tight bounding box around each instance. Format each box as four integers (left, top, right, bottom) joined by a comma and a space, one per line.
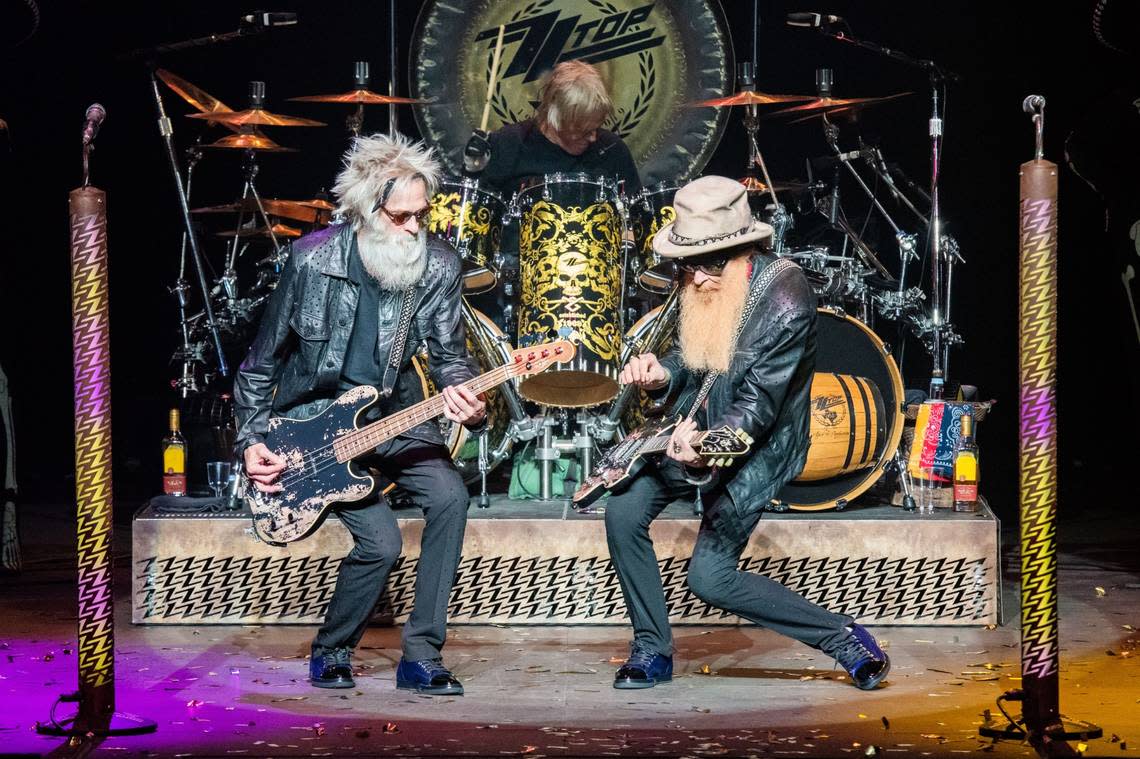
652, 175, 773, 259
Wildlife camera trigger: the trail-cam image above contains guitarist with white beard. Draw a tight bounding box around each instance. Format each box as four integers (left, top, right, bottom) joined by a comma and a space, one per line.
603, 176, 890, 692
233, 134, 485, 695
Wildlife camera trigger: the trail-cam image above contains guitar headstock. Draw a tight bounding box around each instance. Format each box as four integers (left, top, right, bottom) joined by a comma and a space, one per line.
697, 427, 754, 468
508, 339, 577, 377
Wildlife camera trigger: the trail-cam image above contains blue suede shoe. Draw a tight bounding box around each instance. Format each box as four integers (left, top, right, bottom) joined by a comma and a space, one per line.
613, 643, 673, 689
396, 658, 464, 696
309, 647, 354, 689
832, 624, 891, 690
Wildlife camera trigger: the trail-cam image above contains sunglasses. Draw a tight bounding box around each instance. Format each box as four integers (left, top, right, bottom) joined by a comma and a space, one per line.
677, 255, 732, 277
378, 205, 432, 226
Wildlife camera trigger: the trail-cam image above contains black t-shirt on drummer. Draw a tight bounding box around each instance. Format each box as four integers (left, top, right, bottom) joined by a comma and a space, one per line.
474, 119, 642, 198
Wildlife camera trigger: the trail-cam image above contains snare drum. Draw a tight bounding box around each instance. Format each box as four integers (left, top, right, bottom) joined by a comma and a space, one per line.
427, 177, 506, 293
629, 182, 680, 293
514, 173, 625, 407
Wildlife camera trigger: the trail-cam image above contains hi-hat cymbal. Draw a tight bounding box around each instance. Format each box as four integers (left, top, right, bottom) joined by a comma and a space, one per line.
203, 131, 297, 152
288, 89, 427, 105
216, 223, 303, 239
739, 176, 812, 194
690, 90, 815, 108
192, 198, 330, 224
156, 68, 241, 132
189, 108, 325, 127
768, 92, 912, 122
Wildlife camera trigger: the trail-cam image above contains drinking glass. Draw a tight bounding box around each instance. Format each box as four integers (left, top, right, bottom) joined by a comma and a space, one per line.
207, 461, 232, 500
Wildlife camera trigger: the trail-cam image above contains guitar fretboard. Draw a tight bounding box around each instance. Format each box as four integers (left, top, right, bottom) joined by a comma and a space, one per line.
333, 364, 515, 462
637, 430, 712, 456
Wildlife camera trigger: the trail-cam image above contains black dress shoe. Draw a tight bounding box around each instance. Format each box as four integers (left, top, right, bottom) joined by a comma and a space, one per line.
310, 647, 354, 689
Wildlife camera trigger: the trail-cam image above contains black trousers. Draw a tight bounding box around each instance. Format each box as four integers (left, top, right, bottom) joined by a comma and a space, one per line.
313, 437, 468, 662
603, 460, 853, 657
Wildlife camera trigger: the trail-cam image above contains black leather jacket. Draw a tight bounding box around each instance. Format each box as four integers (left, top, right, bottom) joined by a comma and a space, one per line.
232, 223, 478, 453
655, 251, 816, 514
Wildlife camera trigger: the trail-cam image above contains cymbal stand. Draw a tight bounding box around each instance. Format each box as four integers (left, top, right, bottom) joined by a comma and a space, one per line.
347, 61, 369, 137
146, 65, 229, 377
388, 0, 399, 136
171, 139, 208, 396
739, 63, 789, 252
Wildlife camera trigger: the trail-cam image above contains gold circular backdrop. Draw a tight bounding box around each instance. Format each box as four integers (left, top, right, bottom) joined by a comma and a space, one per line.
410, 0, 734, 186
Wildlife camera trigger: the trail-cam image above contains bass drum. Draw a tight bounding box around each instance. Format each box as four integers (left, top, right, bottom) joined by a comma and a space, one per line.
412, 306, 513, 483
775, 308, 904, 511
618, 306, 903, 510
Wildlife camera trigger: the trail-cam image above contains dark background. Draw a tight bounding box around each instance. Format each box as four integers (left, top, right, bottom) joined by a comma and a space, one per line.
1, 1, 1136, 525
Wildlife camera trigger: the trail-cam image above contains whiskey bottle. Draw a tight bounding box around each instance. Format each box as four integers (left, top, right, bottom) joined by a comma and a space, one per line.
162, 408, 188, 496
952, 413, 979, 512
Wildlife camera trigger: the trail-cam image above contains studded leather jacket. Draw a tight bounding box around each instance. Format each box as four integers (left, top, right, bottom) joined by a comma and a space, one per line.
654, 251, 817, 514
232, 223, 478, 454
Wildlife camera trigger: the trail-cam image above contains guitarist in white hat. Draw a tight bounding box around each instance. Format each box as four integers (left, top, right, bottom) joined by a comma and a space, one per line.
605, 175, 890, 691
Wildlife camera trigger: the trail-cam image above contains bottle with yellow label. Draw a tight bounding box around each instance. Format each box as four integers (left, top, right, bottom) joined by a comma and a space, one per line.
162, 408, 188, 496
952, 413, 979, 512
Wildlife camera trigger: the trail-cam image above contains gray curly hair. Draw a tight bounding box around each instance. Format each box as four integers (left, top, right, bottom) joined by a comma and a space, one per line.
332, 133, 442, 226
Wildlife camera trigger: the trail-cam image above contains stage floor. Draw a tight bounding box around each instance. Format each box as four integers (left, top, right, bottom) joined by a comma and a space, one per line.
2, 500, 1137, 757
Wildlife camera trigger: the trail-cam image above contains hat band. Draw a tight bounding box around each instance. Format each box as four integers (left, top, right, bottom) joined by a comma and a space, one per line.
668, 222, 753, 247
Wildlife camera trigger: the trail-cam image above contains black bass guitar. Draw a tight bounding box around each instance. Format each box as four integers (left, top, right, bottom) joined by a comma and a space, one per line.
572, 416, 753, 509
247, 339, 575, 545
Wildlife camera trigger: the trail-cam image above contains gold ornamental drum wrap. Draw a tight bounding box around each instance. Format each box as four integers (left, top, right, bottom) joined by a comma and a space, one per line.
515, 174, 624, 407
426, 177, 507, 293
410, 0, 734, 185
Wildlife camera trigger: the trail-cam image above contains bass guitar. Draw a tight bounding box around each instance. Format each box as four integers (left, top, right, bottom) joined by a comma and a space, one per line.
247, 339, 575, 545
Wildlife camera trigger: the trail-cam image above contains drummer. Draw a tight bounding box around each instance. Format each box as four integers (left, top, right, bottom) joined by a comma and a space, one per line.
462, 60, 642, 198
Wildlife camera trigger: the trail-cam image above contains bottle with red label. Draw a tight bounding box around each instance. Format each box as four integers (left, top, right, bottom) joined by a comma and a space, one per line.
162, 408, 188, 496
952, 413, 979, 512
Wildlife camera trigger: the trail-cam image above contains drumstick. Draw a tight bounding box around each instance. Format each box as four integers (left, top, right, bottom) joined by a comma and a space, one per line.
479, 25, 506, 133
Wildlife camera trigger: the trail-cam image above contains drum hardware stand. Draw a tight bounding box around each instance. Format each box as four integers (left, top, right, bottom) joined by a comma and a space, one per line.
594, 285, 681, 441
224, 83, 285, 263
348, 62, 369, 136
387, 0, 399, 135
460, 297, 537, 441
536, 415, 560, 502
739, 62, 789, 254
889, 449, 917, 512
171, 139, 208, 396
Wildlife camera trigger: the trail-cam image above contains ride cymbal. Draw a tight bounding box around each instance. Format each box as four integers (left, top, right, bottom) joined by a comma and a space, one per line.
288, 89, 427, 105
189, 108, 325, 127
768, 92, 912, 122
690, 90, 815, 108
215, 223, 303, 239
203, 131, 297, 152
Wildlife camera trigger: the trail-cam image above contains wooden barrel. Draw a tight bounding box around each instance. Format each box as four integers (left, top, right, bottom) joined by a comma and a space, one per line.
794, 373, 883, 482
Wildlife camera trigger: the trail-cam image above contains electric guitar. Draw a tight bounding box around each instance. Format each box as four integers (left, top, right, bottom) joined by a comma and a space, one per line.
246, 339, 575, 545
572, 416, 754, 508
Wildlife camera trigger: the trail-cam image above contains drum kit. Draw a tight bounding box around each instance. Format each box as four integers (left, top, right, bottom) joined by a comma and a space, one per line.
159, 52, 962, 513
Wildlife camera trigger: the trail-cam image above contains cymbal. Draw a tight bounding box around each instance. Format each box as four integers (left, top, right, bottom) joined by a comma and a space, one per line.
216, 223, 303, 239
189, 108, 326, 127
739, 176, 811, 194
297, 198, 335, 211
203, 131, 297, 152
768, 92, 912, 121
156, 68, 241, 132
192, 198, 331, 224
288, 88, 427, 105
690, 90, 815, 108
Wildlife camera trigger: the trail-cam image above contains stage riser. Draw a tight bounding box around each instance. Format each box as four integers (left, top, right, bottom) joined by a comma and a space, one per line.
132, 504, 1000, 626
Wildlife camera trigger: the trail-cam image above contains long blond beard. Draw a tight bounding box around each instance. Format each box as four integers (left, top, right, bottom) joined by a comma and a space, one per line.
357, 222, 428, 290
677, 256, 751, 373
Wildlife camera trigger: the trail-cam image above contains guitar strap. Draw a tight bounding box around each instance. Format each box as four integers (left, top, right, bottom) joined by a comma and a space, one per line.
682, 257, 798, 422
380, 286, 417, 397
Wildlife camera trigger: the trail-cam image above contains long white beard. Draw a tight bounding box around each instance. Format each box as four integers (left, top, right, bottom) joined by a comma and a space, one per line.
357, 226, 428, 290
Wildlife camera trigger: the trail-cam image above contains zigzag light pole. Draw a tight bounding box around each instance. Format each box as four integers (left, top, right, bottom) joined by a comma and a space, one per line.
980, 95, 1101, 754
36, 107, 156, 740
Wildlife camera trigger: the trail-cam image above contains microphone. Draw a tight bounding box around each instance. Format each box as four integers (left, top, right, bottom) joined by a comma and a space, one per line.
1022, 94, 1046, 113
786, 12, 843, 28
82, 103, 106, 146
241, 11, 298, 28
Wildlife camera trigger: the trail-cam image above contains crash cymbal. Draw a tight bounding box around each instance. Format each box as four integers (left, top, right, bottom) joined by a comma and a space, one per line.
156, 68, 241, 131
215, 223, 303, 239
189, 108, 325, 127
768, 92, 912, 121
203, 131, 297, 152
738, 176, 812, 194
297, 198, 336, 211
690, 90, 815, 108
192, 198, 330, 224
288, 89, 427, 105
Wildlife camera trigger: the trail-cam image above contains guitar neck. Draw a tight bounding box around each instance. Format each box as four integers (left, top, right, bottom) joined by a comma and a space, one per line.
639, 429, 712, 456
334, 364, 513, 461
